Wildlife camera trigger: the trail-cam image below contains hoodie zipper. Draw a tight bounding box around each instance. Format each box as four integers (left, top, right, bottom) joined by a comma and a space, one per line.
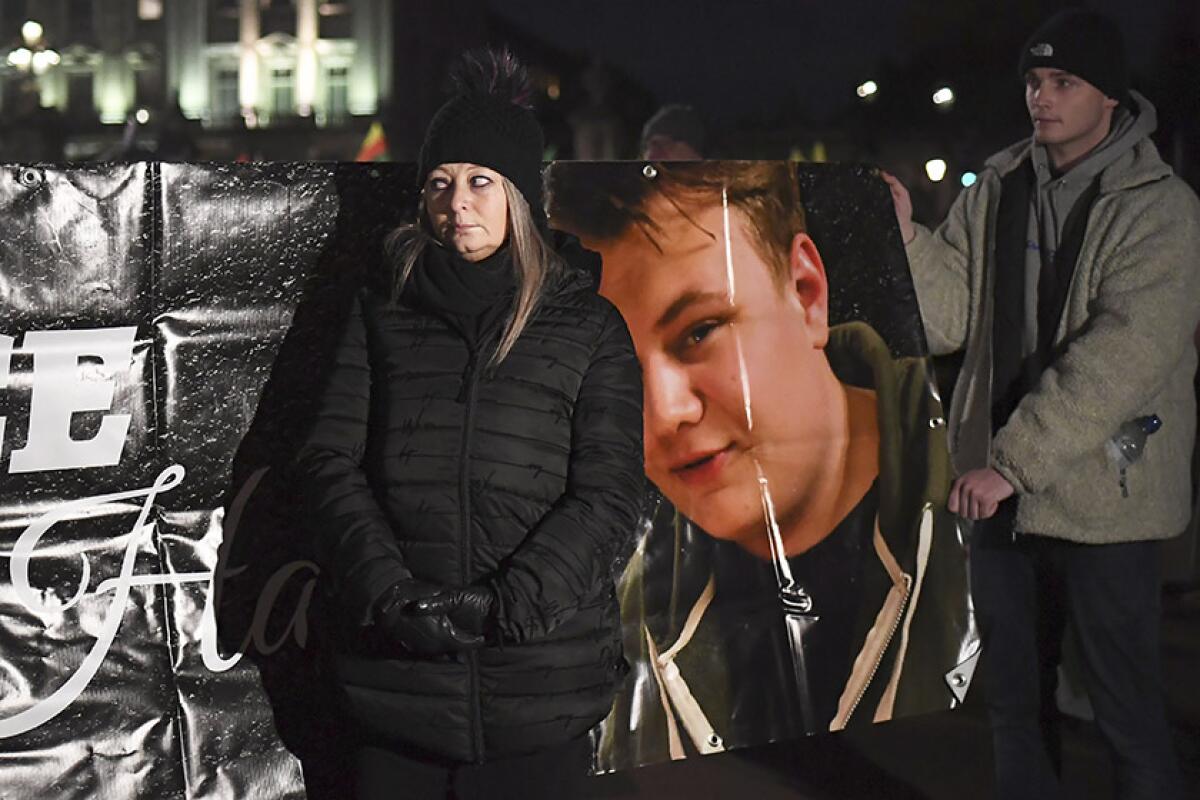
842, 575, 912, 724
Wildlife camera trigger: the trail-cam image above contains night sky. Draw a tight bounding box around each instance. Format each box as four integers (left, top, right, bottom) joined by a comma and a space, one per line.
489, 0, 1179, 125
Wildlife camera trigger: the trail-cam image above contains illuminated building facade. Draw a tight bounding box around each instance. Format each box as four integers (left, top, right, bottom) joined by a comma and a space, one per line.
170, 0, 392, 129
0, 0, 391, 131
0, 0, 166, 124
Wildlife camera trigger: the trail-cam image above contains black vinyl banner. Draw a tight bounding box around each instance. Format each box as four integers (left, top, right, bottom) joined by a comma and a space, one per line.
0, 162, 978, 796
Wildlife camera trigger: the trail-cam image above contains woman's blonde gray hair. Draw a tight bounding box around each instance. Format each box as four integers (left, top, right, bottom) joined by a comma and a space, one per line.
385, 175, 562, 366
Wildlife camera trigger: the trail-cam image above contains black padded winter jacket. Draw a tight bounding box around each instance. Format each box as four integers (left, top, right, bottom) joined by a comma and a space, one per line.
293, 241, 644, 763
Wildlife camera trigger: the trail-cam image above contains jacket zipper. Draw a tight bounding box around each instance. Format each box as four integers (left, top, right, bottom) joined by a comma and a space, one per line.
459, 346, 485, 762
842, 577, 912, 724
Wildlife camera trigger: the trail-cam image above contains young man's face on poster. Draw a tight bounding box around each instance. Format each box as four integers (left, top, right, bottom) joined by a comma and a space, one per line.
585, 193, 840, 555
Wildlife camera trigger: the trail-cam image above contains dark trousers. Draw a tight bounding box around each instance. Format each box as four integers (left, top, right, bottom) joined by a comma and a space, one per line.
971, 515, 1184, 800
351, 735, 592, 800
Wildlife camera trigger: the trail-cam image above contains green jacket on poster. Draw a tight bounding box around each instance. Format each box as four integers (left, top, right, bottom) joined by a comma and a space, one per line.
906, 91, 1200, 543
595, 322, 977, 772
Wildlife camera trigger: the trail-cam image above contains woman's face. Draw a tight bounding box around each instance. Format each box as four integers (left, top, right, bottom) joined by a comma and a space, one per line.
424, 162, 509, 262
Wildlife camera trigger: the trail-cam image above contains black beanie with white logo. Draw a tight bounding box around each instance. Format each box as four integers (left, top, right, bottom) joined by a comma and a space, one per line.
1018, 9, 1130, 105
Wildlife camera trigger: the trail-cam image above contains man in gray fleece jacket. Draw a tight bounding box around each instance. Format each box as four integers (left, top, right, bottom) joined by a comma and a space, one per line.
883, 9, 1199, 800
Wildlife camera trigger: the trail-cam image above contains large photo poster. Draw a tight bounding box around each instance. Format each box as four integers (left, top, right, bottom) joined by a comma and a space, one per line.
0, 161, 978, 797
547, 161, 979, 772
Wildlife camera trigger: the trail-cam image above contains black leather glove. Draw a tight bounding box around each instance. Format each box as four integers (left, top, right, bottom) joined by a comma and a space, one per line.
409, 584, 498, 639
374, 579, 483, 656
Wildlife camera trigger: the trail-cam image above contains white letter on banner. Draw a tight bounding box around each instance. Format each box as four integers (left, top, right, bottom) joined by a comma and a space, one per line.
0, 334, 12, 447
9, 327, 136, 473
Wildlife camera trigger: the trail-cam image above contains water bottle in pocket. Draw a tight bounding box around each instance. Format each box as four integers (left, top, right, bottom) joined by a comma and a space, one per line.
1105, 414, 1162, 498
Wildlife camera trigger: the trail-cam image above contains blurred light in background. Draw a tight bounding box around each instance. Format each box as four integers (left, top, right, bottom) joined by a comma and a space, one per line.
135, 108, 150, 124
137, 0, 163, 20
925, 159, 948, 182
30, 49, 58, 73
856, 80, 878, 99
21, 20, 43, 45
961, 171, 977, 187
6, 48, 31, 69
932, 86, 955, 106
11, 19, 59, 76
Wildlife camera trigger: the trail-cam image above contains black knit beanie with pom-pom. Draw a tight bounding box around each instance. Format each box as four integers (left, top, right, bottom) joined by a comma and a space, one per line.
418, 49, 545, 220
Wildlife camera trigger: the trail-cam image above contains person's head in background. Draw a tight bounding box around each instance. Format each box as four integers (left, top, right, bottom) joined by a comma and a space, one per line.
639, 104, 706, 160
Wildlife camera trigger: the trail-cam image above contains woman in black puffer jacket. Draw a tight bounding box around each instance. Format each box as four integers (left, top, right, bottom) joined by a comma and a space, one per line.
293, 50, 644, 799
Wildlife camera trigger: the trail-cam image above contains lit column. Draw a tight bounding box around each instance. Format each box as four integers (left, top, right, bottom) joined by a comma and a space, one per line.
167, 0, 208, 119
376, 0, 392, 105
95, 6, 132, 124
295, 0, 317, 116
39, 67, 63, 109
96, 53, 132, 123
238, 0, 260, 119
349, 0, 378, 115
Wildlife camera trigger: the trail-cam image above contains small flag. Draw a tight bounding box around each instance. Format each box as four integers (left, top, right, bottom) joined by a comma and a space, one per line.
356, 121, 390, 162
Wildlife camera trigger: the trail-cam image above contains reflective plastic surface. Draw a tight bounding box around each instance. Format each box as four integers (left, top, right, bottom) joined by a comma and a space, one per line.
0, 162, 412, 799
1, 161, 977, 794
547, 161, 979, 771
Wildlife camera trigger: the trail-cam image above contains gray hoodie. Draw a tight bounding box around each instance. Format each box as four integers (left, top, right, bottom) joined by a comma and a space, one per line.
1022, 92, 1157, 357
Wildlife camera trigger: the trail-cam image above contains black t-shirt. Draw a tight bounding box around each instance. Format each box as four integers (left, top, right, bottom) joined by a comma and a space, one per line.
710, 481, 878, 740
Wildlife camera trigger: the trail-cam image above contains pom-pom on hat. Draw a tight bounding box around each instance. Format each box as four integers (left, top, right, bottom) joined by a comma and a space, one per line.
418, 48, 545, 221
1018, 9, 1129, 105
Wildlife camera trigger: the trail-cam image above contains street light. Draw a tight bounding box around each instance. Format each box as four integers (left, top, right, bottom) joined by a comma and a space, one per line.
932, 86, 955, 107
6, 47, 31, 69
856, 80, 878, 99
30, 49, 59, 73
925, 159, 948, 182
20, 20, 42, 46
7, 19, 59, 76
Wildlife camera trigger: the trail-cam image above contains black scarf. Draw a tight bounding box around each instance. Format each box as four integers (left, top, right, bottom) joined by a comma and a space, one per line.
405, 242, 516, 352
992, 161, 1101, 433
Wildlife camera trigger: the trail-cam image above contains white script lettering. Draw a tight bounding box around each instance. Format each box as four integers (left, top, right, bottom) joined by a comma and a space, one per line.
0, 464, 319, 738
1, 464, 183, 737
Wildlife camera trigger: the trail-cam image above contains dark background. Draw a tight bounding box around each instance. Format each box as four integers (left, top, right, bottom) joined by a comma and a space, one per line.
1, 0, 1196, 226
